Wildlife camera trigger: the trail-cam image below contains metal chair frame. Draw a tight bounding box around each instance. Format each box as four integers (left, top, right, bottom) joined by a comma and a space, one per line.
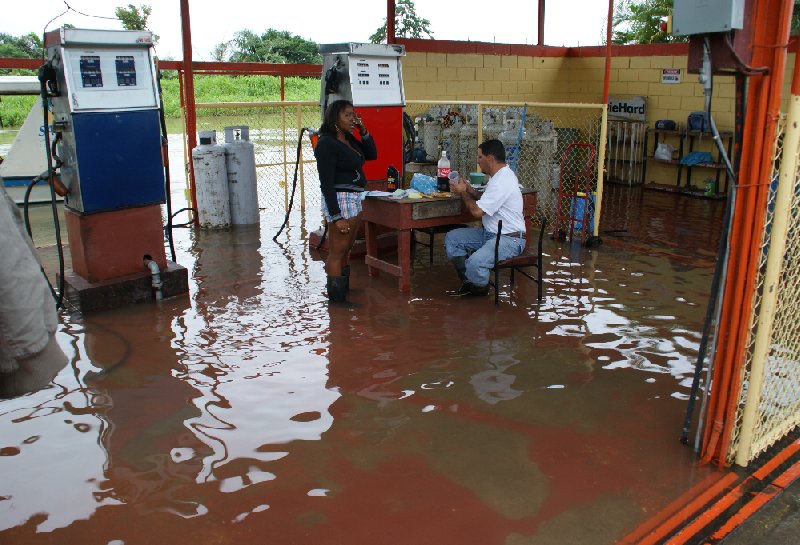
490, 217, 546, 304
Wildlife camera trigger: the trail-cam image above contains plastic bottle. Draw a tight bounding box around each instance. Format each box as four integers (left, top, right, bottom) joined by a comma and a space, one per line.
386, 165, 399, 191
437, 150, 451, 192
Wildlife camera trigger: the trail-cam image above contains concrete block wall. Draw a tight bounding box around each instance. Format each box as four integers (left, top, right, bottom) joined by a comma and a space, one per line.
403, 51, 569, 103
399, 39, 798, 188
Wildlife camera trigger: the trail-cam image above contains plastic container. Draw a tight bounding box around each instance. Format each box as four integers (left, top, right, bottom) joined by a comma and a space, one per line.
437, 150, 451, 192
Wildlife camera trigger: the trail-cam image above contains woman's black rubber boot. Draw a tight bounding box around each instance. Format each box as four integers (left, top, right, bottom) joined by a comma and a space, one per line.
342, 265, 351, 292
327, 276, 348, 304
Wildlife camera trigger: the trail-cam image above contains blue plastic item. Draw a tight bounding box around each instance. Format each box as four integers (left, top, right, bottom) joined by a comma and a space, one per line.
571, 192, 595, 233
410, 173, 437, 194
679, 151, 713, 166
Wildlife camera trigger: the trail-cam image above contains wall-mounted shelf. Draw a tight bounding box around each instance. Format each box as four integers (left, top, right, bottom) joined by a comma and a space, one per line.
645, 128, 733, 195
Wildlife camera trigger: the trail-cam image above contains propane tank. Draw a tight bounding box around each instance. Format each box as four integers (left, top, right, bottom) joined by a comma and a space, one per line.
422, 119, 441, 162
499, 120, 524, 171
442, 118, 462, 176
458, 120, 478, 175
482, 109, 504, 141
192, 130, 230, 228
223, 126, 259, 225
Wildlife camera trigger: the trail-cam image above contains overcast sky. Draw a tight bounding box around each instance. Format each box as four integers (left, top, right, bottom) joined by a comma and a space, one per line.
3, 0, 611, 60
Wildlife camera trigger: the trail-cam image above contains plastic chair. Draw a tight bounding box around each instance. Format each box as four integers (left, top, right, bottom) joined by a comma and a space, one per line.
490, 217, 546, 304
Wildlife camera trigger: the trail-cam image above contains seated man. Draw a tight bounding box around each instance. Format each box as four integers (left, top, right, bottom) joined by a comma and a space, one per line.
444, 139, 526, 296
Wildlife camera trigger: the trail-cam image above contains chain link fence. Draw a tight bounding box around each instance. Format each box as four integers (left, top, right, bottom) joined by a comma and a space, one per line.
187, 100, 604, 236
404, 101, 603, 234
194, 100, 321, 214
729, 114, 800, 464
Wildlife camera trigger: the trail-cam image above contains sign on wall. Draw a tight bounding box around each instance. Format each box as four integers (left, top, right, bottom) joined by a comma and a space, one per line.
608, 96, 646, 122
661, 68, 681, 84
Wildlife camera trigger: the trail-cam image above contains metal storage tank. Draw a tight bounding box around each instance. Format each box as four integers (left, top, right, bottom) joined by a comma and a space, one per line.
223, 126, 259, 225
192, 130, 230, 228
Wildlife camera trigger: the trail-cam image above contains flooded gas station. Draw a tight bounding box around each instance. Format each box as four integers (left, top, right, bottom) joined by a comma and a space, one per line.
0, 185, 733, 544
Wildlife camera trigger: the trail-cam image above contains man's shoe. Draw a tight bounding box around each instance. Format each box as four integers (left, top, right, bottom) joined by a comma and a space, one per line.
451, 282, 489, 297
469, 284, 489, 296
450, 282, 473, 297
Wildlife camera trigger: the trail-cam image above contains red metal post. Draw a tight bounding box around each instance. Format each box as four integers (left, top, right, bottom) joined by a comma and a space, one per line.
280, 75, 285, 101
538, 0, 545, 46
701, 0, 794, 466
387, 0, 396, 44
180, 0, 199, 227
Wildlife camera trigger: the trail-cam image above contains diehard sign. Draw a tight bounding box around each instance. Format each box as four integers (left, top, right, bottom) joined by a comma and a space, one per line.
608, 96, 646, 122
661, 68, 681, 84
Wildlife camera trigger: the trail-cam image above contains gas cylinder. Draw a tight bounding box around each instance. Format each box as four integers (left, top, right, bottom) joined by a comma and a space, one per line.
442, 118, 462, 176
458, 121, 478, 175
223, 126, 259, 225
422, 119, 441, 162
192, 130, 230, 228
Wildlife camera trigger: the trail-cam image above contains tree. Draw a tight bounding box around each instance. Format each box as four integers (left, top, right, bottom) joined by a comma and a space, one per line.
115, 4, 159, 42
0, 32, 44, 59
370, 0, 433, 43
612, 0, 686, 44
214, 29, 321, 64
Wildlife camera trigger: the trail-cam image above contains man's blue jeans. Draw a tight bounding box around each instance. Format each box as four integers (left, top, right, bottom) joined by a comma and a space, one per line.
444, 227, 525, 287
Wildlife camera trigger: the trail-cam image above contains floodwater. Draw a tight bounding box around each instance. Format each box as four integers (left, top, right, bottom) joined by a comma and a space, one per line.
0, 185, 729, 544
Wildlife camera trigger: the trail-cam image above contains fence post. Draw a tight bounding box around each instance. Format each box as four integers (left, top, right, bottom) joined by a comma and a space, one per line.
735, 103, 800, 467
593, 105, 608, 237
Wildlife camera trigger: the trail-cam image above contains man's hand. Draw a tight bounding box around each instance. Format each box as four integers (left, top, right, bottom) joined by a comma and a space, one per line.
449, 177, 468, 194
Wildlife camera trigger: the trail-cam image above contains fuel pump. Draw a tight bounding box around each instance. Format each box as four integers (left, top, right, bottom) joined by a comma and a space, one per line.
319, 43, 406, 183
307, 43, 406, 253
42, 28, 187, 311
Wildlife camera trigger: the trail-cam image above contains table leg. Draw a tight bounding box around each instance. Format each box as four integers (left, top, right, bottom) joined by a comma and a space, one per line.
365, 220, 379, 277
398, 229, 411, 293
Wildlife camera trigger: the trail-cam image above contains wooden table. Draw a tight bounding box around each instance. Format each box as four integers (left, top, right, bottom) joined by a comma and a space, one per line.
361, 188, 537, 292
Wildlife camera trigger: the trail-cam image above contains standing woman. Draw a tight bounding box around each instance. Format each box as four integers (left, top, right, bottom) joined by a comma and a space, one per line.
314, 100, 377, 303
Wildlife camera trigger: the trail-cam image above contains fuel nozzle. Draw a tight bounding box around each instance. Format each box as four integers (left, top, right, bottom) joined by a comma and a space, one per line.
306, 128, 319, 150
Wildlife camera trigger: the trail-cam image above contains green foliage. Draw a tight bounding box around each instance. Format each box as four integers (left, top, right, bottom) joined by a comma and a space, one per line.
794, 0, 800, 35
613, 0, 686, 44
0, 96, 37, 127
214, 29, 321, 64
370, 0, 433, 43
115, 4, 159, 42
157, 74, 319, 117
0, 74, 319, 127
0, 32, 43, 76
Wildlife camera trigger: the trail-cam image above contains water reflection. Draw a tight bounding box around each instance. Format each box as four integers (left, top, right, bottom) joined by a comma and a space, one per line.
1, 191, 727, 543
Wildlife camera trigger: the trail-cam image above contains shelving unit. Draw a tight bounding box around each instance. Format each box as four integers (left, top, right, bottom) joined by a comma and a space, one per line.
645, 128, 733, 196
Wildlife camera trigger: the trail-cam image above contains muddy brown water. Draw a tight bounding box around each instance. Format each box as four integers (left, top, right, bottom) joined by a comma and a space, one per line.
1, 186, 728, 544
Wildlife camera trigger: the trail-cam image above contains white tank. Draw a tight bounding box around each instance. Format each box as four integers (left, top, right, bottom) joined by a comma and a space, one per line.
442, 118, 462, 175
223, 126, 259, 225
422, 119, 441, 161
482, 109, 505, 141
499, 121, 524, 171
458, 121, 478, 175
192, 130, 230, 228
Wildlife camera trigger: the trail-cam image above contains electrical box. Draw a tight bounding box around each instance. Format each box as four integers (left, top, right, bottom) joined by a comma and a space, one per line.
44, 28, 165, 214
673, 0, 745, 35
